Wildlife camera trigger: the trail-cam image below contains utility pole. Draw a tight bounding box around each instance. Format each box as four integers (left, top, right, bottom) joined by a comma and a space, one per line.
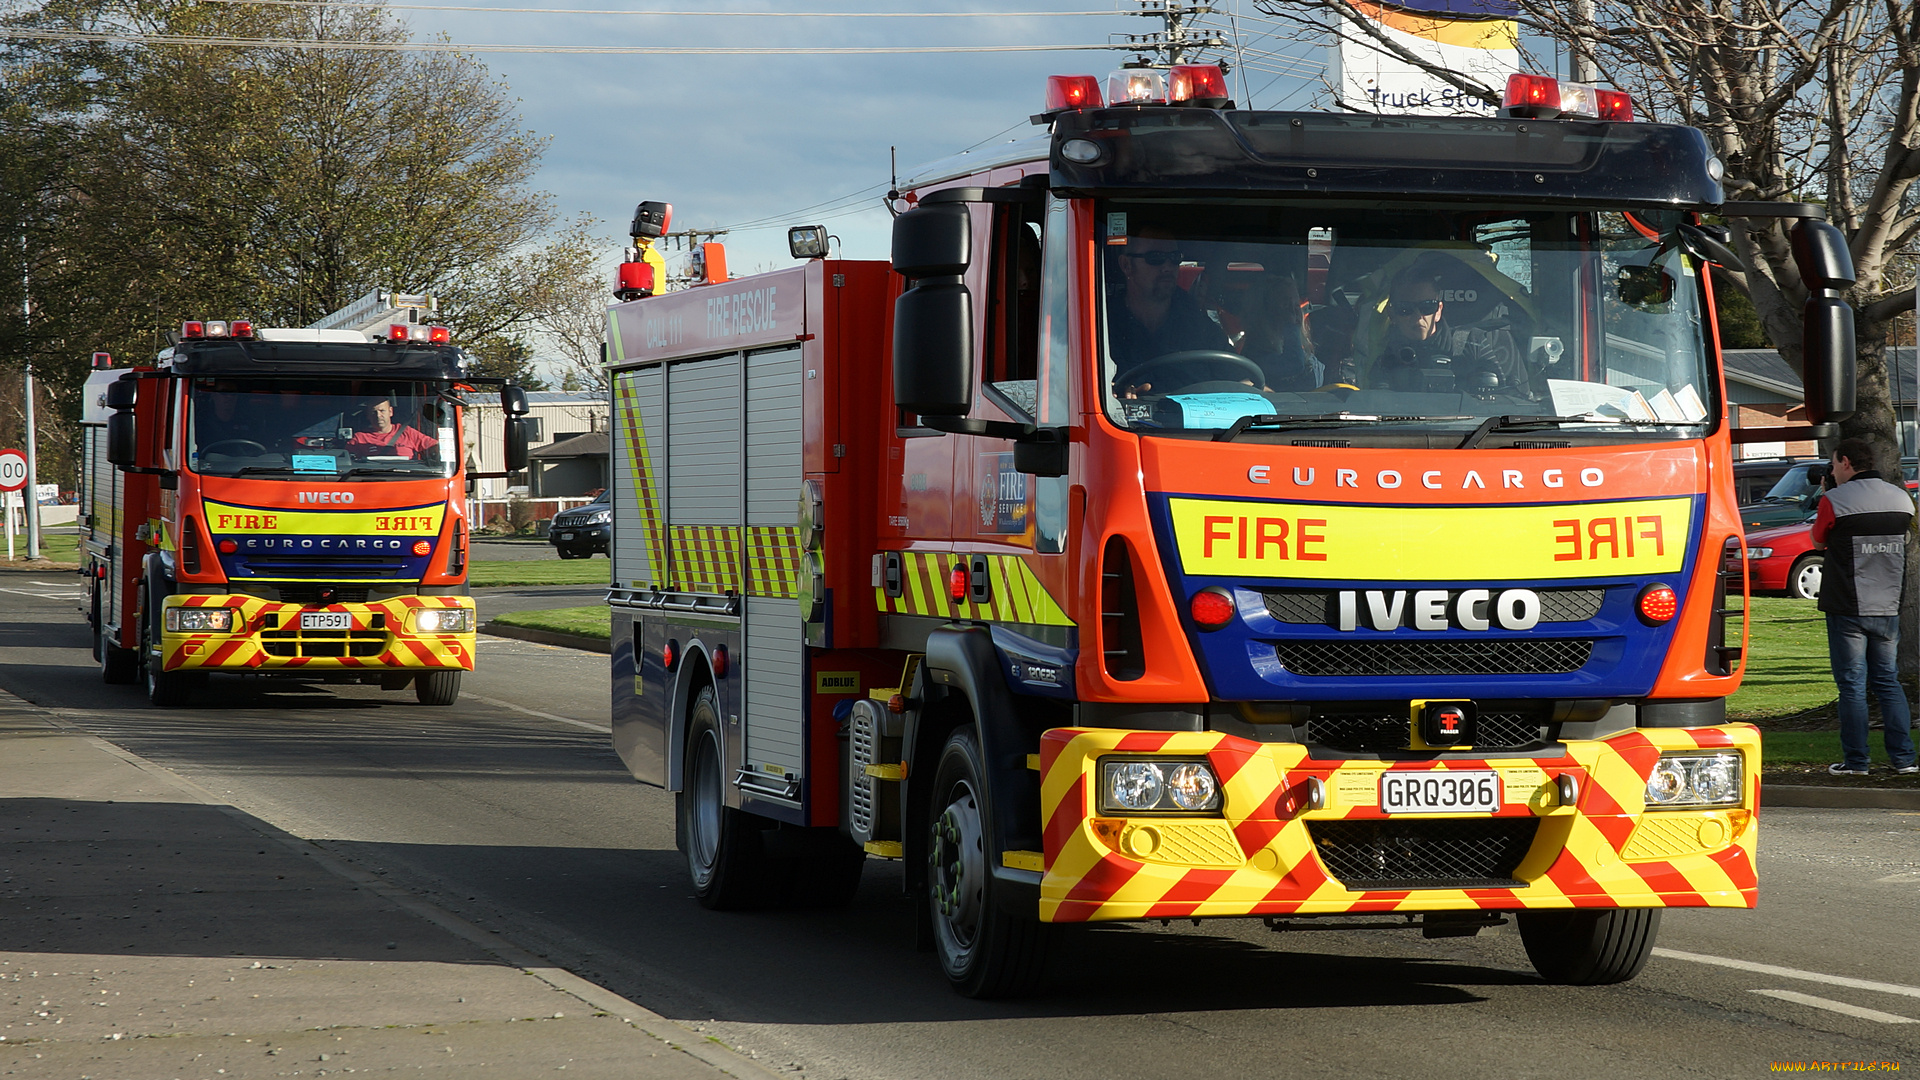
23, 362, 37, 560
19, 230, 37, 560
1567, 0, 1596, 82
1119, 1, 1227, 68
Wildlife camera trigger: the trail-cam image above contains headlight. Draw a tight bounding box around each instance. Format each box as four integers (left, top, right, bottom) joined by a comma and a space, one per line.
411, 607, 474, 633
1744, 547, 1773, 560
1099, 759, 1223, 814
1644, 752, 1743, 808
165, 607, 234, 632
587, 510, 611, 525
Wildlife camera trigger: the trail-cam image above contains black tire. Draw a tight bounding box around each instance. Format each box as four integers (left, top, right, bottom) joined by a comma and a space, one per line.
1518, 908, 1661, 985
1788, 554, 1824, 601
415, 670, 462, 706
99, 628, 138, 685
927, 727, 1049, 998
142, 584, 198, 706
678, 687, 774, 909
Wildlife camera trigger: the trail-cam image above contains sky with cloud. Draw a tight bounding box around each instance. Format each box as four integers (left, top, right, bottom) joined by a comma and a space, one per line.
388, 2, 1327, 279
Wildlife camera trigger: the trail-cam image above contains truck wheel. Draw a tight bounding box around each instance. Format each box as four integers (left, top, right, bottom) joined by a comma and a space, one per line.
99, 627, 138, 685
678, 687, 772, 910
1788, 555, 1824, 600
927, 726, 1049, 998
141, 595, 199, 706
415, 670, 462, 706
1518, 908, 1661, 985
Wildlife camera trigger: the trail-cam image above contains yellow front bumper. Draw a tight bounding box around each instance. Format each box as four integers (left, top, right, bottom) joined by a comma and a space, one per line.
1036, 725, 1759, 922
159, 594, 476, 673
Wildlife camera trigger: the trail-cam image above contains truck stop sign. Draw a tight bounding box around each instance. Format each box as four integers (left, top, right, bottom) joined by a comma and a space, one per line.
0, 449, 26, 493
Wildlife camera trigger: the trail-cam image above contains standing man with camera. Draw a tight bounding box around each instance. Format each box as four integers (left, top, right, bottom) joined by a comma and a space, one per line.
1812, 438, 1919, 777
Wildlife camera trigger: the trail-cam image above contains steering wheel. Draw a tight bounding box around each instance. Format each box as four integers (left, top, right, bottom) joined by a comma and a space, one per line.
200, 440, 267, 457
1115, 350, 1267, 394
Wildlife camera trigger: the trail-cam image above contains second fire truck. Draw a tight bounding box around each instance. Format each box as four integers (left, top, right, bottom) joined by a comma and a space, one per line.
80, 293, 532, 707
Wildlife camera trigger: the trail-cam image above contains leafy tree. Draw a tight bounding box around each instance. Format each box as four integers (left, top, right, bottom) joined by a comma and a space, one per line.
0, 0, 578, 418
464, 335, 550, 392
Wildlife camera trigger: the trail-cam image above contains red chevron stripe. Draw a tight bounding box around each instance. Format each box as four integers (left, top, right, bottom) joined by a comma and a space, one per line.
1040, 729, 1081, 774
1685, 727, 1737, 749
1205, 737, 1261, 785
1626, 860, 1704, 905
1708, 845, 1757, 892
1143, 868, 1237, 917
1233, 817, 1286, 859
1043, 775, 1086, 858
1114, 731, 1177, 753
1064, 852, 1146, 903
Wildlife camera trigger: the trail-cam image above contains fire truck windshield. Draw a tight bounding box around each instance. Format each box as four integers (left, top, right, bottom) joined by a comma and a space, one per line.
1099, 201, 1716, 444
188, 378, 457, 480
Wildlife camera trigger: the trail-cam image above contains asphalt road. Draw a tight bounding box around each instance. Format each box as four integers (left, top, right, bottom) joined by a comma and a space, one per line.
0, 576, 1915, 1079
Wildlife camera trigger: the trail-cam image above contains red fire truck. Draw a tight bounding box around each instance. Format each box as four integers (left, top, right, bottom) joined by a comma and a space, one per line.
603, 69, 1856, 997
80, 294, 532, 708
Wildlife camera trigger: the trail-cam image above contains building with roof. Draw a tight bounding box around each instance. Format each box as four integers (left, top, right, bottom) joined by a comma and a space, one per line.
1722, 347, 1918, 459
464, 389, 608, 527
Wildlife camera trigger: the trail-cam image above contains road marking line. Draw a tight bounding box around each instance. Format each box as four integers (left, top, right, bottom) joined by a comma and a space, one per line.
1749, 989, 1919, 1024
0, 586, 82, 600
463, 690, 610, 733
1655, 948, 1920, 1000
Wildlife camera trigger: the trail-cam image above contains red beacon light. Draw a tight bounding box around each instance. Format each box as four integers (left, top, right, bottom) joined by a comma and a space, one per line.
1169, 64, 1230, 108
1044, 74, 1103, 113
428, 325, 451, 344
1504, 73, 1635, 121
229, 320, 254, 339
1503, 73, 1562, 117
180, 320, 205, 339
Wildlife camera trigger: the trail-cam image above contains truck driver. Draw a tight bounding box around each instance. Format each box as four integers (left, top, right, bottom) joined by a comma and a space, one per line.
347, 395, 437, 459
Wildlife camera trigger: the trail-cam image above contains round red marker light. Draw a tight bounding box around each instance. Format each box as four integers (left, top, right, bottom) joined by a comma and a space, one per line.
412, 540, 431, 556
217, 539, 237, 555
948, 564, 969, 603
1190, 587, 1235, 631
1638, 583, 1678, 624
711, 645, 728, 678
662, 639, 678, 671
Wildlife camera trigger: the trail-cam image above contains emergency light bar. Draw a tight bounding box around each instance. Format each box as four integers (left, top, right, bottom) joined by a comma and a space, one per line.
1105, 65, 1231, 108
1503, 73, 1635, 121
1040, 65, 1229, 121
179, 319, 255, 340
386, 323, 452, 344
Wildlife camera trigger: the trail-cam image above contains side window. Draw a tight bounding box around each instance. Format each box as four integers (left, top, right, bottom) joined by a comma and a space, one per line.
983, 203, 1043, 418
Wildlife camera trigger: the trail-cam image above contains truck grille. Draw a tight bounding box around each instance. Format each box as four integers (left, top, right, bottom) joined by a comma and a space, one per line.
1274, 639, 1594, 677
261, 628, 389, 658
1302, 710, 1550, 752
275, 586, 371, 604
1261, 588, 1605, 626
1308, 818, 1539, 890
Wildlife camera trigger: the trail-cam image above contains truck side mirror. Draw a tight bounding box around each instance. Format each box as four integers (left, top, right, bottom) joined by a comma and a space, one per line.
1802, 295, 1856, 425
1790, 219, 1856, 291
107, 412, 137, 469
501, 384, 529, 416
891, 203, 974, 418
505, 417, 532, 472
105, 375, 139, 468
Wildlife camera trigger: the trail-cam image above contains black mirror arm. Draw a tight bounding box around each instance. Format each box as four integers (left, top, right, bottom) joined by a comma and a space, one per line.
921, 415, 1038, 440
1674, 223, 1747, 272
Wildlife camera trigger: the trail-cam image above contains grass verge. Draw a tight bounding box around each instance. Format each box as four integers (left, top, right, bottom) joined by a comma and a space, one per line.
489, 604, 611, 642
467, 558, 611, 588
0, 529, 80, 567
1727, 597, 1834, 721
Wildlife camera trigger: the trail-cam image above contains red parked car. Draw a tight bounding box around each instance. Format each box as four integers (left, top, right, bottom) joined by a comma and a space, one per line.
1730, 519, 1822, 600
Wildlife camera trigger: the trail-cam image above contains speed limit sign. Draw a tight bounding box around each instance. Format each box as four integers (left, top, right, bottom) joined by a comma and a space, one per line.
0, 449, 26, 494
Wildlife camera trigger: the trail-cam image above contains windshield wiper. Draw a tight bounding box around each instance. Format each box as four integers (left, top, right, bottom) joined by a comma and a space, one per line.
337, 465, 438, 479
1459, 414, 1686, 449
226, 465, 300, 476
1213, 412, 1385, 443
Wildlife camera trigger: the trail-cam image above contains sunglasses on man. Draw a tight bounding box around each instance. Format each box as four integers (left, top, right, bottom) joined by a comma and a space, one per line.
1390, 298, 1442, 317
1124, 250, 1185, 267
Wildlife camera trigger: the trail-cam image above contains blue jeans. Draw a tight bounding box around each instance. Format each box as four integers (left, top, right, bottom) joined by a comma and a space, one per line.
1827, 614, 1918, 770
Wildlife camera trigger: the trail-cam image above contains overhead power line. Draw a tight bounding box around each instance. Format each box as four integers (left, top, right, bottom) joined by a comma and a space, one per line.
206, 0, 1121, 15
0, 27, 1148, 53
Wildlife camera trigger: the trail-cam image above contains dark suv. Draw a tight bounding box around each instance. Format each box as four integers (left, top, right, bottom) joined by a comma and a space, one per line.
1739, 460, 1829, 530
1734, 457, 1822, 508
548, 494, 611, 559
